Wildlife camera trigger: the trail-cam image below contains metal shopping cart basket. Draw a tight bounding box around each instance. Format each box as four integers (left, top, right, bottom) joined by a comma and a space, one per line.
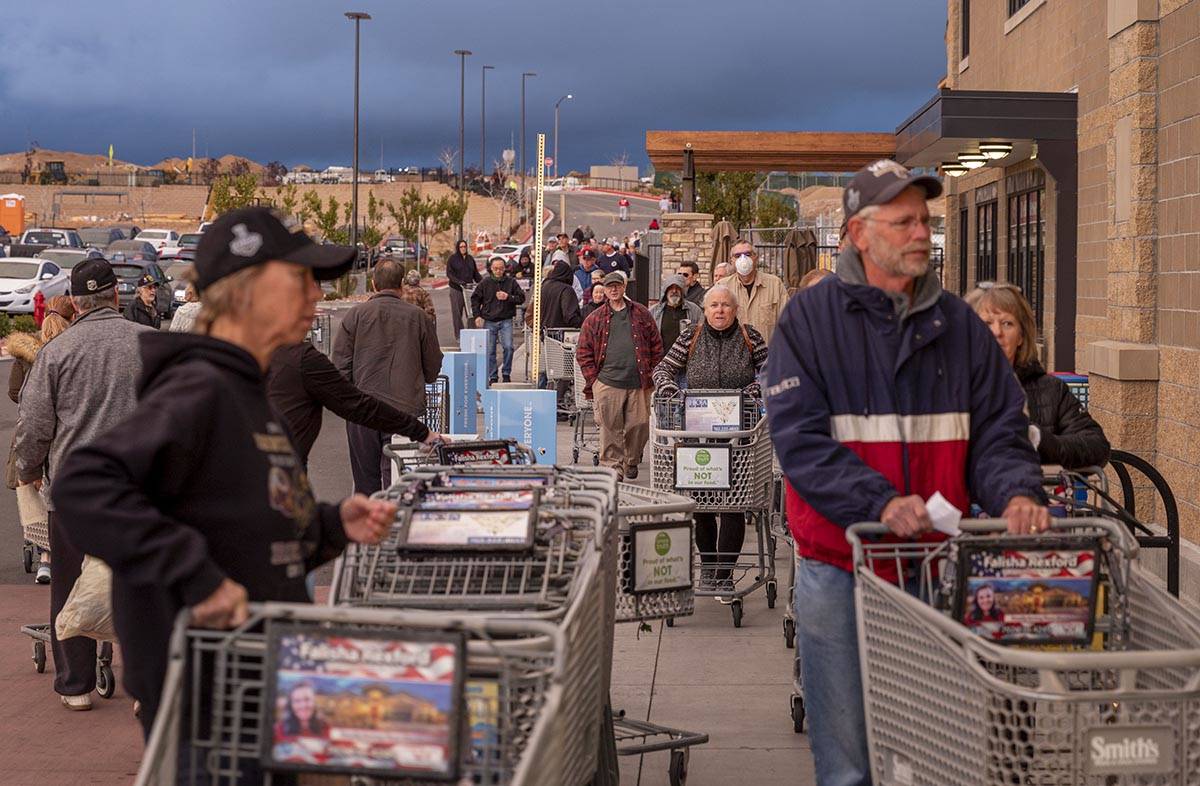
423, 374, 450, 433
330, 465, 619, 786
651, 390, 775, 627
571, 357, 601, 466
135, 603, 568, 786
848, 517, 1200, 786
384, 438, 537, 478
305, 311, 332, 355
607, 483, 708, 786
544, 328, 578, 382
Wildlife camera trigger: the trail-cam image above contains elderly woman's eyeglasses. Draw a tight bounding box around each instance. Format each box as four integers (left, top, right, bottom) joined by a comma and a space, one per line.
976, 281, 1023, 293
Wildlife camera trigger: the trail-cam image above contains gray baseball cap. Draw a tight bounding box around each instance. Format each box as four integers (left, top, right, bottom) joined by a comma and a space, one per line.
842, 160, 942, 220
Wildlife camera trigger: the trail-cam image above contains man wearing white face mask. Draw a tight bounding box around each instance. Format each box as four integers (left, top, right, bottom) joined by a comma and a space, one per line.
716, 240, 789, 344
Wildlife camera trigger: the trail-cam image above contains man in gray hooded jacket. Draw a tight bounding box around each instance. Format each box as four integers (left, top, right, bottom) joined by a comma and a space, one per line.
13, 258, 152, 712
649, 274, 702, 353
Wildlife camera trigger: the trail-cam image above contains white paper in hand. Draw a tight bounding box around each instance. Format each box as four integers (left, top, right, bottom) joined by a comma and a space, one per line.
926, 491, 963, 537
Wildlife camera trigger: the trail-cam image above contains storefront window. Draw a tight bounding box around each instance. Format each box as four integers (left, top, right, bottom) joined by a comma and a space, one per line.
959, 208, 969, 294
1007, 187, 1045, 330
975, 201, 997, 283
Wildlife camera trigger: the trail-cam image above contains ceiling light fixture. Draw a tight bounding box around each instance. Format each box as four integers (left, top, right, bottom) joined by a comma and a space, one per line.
941, 162, 968, 177
958, 151, 987, 169
979, 142, 1013, 160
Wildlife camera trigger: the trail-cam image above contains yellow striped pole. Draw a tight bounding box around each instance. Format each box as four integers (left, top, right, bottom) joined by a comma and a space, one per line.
530, 133, 546, 382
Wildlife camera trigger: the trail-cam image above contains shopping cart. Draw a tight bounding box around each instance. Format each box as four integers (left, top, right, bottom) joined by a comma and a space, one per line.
608, 483, 709, 786
1052, 372, 1090, 410
571, 357, 601, 466
848, 517, 1200, 786
134, 603, 568, 786
18, 484, 48, 575
305, 311, 332, 355
462, 283, 477, 327
768, 462, 807, 733
544, 328, 578, 382
651, 390, 775, 627
423, 374, 450, 433
330, 465, 620, 786
384, 438, 537, 479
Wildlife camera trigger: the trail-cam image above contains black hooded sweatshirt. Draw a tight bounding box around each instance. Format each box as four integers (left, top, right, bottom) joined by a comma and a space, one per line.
446, 248, 481, 291
541, 261, 583, 329
53, 332, 349, 735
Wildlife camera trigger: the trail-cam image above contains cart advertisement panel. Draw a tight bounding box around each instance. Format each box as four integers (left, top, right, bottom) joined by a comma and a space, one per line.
683, 393, 741, 432
954, 538, 1100, 645
262, 625, 465, 780
674, 445, 731, 489
629, 522, 693, 593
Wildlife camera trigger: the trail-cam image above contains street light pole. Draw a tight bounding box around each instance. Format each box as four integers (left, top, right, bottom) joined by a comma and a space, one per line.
481, 65, 493, 178
454, 49, 472, 240
520, 71, 536, 219
345, 11, 371, 254
553, 94, 572, 181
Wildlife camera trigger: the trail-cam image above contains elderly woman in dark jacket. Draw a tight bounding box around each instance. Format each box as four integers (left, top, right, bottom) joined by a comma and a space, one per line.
653, 283, 768, 593
966, 283, 1110, 469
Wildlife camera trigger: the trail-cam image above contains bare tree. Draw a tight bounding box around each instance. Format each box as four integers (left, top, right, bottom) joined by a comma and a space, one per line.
438, 147, 459, 181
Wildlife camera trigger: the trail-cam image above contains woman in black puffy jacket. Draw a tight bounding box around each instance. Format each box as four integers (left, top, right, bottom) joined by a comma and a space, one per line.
966, 283, 1110, 469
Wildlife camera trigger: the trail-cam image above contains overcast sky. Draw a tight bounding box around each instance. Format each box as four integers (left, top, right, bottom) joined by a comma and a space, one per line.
1, 0, 947, 173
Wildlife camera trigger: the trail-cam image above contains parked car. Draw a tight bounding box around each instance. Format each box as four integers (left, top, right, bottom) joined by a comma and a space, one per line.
134, 228, 180, 254
197, 221, 213, 233
36, 247, 105, 269
488, 243, 532, 272
79, 227, 127, 247
178, 233, 203, 251
112, 260, 172, 316
19, 227, 84, 248
0, 257, 71, 313
159, 248, 196, 264
164, 261, 194, 310
105, 239, 159, 262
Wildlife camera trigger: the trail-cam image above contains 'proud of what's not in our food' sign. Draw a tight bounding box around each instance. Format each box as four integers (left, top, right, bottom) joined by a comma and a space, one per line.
630, 523, 693, 593
674, 445, 731, 490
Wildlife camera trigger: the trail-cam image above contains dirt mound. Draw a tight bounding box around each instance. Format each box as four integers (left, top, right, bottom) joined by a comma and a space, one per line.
0, 148, 139, 174
153, 155, 266, 175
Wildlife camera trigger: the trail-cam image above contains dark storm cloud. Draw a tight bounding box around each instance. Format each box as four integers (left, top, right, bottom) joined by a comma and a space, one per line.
0, 0, 947, 172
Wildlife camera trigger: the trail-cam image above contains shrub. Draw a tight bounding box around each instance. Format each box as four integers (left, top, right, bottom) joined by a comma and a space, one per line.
12, 316, 37, 334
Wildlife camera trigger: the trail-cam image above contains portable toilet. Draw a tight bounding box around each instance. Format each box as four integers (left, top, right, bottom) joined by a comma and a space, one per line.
0, 194, 25, 236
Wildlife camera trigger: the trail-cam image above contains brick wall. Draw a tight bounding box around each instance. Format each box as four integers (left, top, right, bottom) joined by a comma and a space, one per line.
1155, 0, 1200, 542
660, 213, 715, 287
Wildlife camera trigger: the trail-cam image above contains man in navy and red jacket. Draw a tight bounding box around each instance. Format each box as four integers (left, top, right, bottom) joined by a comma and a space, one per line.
765, 160, 1048, 786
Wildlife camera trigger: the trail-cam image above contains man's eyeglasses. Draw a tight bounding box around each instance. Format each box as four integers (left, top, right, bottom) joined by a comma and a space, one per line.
677, 270, 694, 279
862, 215, 933, 233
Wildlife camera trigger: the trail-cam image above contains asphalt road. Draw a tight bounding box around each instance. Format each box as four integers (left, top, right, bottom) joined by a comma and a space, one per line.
550, 190, 661, 239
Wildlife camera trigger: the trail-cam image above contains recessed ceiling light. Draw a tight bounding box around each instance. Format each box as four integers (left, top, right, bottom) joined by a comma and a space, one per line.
958, 151, 987, 169
979, 142, 1013, 160
941, 162, 968, 177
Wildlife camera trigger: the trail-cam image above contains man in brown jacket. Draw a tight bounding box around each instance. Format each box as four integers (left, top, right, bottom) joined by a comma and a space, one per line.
716, 239, 789, 345
400, 268, 438, 329
334, 258, 444, 493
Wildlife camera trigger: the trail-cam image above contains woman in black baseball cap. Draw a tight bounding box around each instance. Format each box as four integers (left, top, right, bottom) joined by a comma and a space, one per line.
51, 208, 398, 754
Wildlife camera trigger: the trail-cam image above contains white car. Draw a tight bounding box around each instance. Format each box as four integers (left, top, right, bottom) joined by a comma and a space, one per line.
19, 227, 84, 248
0, 257, 71, 313
135, 228, 181, 254
487, 243, 532, 272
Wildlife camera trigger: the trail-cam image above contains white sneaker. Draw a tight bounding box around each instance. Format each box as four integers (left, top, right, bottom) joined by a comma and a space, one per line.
61, 694, 92, 711
35, 564, 50, 584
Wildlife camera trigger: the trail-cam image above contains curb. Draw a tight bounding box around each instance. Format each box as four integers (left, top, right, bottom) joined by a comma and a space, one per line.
580, 187, 662, 203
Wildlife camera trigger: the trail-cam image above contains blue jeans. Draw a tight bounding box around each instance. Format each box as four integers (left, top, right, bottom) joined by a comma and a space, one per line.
794, 558, 871, 786
484, 318, 514, 382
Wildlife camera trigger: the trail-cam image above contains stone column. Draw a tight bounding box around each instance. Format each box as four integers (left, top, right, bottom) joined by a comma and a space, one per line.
660, 212, 715, 287
1086, 7, 1160, 474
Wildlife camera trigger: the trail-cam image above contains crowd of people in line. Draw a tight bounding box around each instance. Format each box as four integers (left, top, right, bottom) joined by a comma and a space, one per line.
4, 162, 1115, 786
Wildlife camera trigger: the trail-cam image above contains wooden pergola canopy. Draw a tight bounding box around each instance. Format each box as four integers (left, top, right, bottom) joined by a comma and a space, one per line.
645, 130, 896, 172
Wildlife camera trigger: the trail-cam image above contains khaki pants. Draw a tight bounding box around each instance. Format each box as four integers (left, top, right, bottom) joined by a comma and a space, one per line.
592, 380, 651, 474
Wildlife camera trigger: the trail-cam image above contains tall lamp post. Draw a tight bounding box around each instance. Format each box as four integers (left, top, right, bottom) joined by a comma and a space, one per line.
520, 71, 536, 218
345, 11, 371, 254
453, 49, 472, 239
553, 94, 572, 180
480, 65, 494, 178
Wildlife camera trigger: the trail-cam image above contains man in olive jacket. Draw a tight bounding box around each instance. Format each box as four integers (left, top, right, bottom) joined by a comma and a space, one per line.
333, 258, 443, 493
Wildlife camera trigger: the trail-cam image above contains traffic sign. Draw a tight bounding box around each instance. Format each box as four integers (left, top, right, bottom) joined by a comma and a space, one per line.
544, 157, 553, 167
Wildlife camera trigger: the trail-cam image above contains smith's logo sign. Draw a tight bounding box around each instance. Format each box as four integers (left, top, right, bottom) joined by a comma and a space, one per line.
1084, 727, 1175, 775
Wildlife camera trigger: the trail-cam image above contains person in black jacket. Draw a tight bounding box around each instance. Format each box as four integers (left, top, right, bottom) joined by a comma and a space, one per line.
471, 257, 526, 383
52, 207, 397, 749
540, 256, 583, 331
124, 273, 161, 329
581, 283, 607, 320
967, 283, 1110, 469
446, 239, 480, 340
267, 341, 442, 466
